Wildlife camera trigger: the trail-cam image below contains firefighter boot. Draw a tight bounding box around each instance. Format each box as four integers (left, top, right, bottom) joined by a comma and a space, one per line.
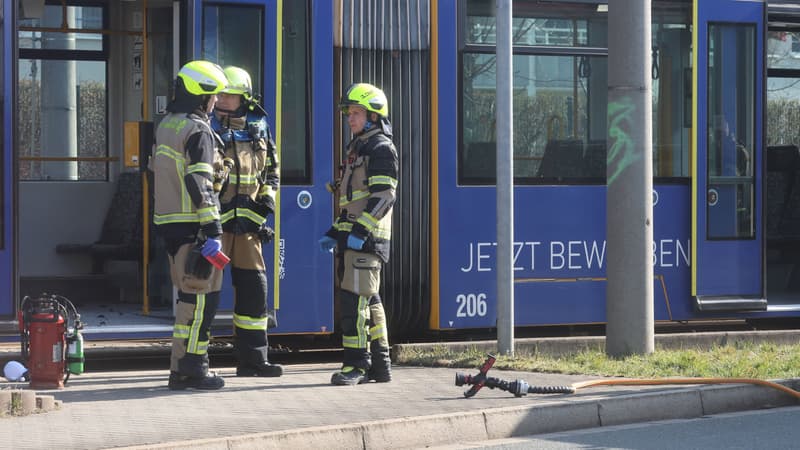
169, 353, 225, 390
237, 363, 283, 377
235, 346, 283, 377
331, 366, 368, 385
368, 343, 392, 383
168, 371, 225, 390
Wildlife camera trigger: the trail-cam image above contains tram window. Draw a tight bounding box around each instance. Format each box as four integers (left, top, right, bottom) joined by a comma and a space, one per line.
202, 3, 310, 184
280, 0, 311, 184
202, 5, 263, 89
18, 4, 108, 181
652, 4, 691, 178
465, 0, 607, 47
767, 31, 800, 147
459, 1, 691, 184
707, 23, 755, 239
460, 53, 608, 184
768, 31, 800, 69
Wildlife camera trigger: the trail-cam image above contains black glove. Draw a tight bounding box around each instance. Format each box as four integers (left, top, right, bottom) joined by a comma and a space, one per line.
258, 224, 275, 243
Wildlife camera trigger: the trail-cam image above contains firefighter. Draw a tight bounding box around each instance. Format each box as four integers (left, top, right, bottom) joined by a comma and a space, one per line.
211, 66, 283, 377
151, 60, 228, 390
320, 83, 398, 385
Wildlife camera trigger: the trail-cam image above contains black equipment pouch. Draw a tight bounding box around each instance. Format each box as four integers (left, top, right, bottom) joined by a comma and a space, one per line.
185, 243, 213, 280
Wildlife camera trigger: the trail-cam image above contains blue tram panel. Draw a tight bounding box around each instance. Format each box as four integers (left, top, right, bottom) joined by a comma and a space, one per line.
210, 0, 335, 335
436, 185, 692, 329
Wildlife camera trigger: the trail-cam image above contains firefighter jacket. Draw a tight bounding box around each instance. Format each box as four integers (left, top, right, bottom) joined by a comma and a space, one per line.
326, 127, 398, 263
211, 111, 279, 234
152, 109, 224, 239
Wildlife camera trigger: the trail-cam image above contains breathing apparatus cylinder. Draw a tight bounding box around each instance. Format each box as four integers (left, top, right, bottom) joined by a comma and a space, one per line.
67, 322, 85, 375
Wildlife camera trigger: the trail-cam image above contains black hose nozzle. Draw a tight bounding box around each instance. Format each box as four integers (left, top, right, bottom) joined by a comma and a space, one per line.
454, 354, 575, 398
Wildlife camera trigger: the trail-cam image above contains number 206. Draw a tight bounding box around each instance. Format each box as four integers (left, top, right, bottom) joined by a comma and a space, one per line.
456, 293, 487, 317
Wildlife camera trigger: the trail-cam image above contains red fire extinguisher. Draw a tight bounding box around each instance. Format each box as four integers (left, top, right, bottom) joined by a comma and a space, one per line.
19, 294, 83, 390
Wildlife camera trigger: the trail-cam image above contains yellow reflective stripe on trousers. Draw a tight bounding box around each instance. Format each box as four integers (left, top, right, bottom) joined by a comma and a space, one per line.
173, 324, 190, 339
233, 313, 268, 331
187, 293, 205, 355
369, 323, 387, 341
342, 335, 361, 349
357, 295, 369, 348
342, 295, 370, 349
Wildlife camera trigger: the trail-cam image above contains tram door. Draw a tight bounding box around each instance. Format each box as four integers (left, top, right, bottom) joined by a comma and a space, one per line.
194, 1, 334, 334
693, 0, 765, 311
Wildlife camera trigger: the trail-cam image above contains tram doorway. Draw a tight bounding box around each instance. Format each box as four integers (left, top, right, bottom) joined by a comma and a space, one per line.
765, 17, 800, 309
17, 0, 178, 327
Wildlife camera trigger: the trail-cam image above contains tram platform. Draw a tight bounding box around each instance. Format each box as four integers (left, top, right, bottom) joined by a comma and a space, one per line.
2, 332, 800, 450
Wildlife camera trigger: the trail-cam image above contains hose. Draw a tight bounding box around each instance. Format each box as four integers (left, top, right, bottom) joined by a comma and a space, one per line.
571, 377, 800, 400
456, 354, 800, 400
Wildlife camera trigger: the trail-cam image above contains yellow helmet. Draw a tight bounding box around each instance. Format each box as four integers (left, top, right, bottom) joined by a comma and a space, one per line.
339, 83, 388, 117
177, 60, 227, 96
221, 66, 253, 100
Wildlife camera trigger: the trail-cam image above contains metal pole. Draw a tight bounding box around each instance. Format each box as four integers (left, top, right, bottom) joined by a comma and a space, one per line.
606, 0, 654, 357
496, 0, 514, 356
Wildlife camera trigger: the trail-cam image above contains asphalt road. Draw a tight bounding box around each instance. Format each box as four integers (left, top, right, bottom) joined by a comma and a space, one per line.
437, 405, 800, 449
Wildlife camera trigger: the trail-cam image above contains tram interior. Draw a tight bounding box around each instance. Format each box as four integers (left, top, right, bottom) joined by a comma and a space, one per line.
765, 23, 800, 306
766, 144, 800, 302
18, 0, 177, 331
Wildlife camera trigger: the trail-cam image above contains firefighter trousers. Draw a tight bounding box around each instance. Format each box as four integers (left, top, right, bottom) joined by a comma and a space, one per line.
339, 291, 390, 370
222, 232, 272, 365
167, 241, 224, 377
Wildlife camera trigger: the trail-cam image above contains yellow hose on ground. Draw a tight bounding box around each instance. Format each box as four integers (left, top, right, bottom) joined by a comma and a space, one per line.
571, 378, 800, 400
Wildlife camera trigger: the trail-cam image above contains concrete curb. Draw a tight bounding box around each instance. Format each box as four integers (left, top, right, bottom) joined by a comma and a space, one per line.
112, 379, 800, 450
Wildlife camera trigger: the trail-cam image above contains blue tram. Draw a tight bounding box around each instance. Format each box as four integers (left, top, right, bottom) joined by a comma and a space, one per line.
1, 0, 800, 340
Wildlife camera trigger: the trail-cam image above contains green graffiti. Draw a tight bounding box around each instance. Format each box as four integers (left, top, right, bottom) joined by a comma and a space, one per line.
607, 96, 640, 185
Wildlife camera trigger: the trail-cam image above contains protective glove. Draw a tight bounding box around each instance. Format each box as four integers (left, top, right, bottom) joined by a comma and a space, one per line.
201, 238, 222, 257
258, 224, 275, 243
347, 234, 366, 251
319, 236, 337, 253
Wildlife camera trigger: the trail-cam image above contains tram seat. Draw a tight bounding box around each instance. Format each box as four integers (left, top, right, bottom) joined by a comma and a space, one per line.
537, 139, 585, 179
766, 144, 800, 262
583, 140, 607, 178
55, 171, 143, 274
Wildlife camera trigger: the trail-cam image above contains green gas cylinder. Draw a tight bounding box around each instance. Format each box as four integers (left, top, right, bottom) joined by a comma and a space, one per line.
66, 326, 84, 375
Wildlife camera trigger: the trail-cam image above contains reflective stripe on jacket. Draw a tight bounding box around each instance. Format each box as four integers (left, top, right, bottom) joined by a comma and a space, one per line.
152, 111, 223, 238
211, 111, 280, 234
329, 127, 398, 262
